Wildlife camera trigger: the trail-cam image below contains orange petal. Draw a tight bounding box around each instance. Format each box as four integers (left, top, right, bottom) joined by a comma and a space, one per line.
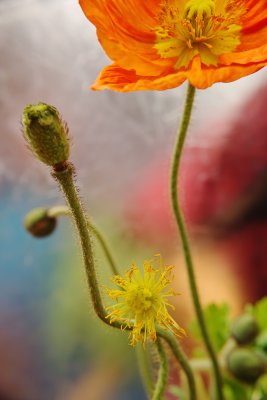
239, 26, 267, 51
79, 0, 171, 76
187, 57, 267, 89
218, 0, 267, 64
91, 58, 267, 92
97, 32, 173, 76
91, 64, 187, 92
242, 0, 267, 33
80, 0, 267, 91
221, 43, 267, 64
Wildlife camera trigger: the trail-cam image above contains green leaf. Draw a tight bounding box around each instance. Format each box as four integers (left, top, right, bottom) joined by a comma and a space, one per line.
247, 297, 267, 331
223, 377, 250, 400
189, 303, 230, 352
169, 373, 209, 400
259, 374, 267, 396
169, 385, 185, 399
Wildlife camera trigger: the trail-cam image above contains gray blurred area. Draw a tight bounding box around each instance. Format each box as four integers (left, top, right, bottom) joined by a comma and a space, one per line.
0, 0, 265, 214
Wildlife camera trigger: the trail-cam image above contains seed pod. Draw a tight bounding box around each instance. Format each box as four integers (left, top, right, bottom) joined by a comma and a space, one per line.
24, 207, 57, 238
22, 103, 69, 166
227, 348, 265, 383
231, 314, 259, 345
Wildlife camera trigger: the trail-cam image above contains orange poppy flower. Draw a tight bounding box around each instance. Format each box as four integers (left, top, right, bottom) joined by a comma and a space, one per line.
79, 0, 267, 91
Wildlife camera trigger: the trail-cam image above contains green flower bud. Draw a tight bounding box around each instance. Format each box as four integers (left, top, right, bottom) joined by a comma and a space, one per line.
227, 348, 265, 383
24, 207, 57, 238
22, 103, 69, 166
231, 314, 259, 345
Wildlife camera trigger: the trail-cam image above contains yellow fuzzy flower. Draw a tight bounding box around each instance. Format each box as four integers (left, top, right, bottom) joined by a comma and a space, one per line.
106, 255, 185, 346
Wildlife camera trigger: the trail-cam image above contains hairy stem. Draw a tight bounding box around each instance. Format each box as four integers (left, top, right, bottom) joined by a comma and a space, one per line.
52, 164, 107, 319
52, 162, 195, 399
158, 328, 196, 400
48, 205, 119, 275
170, 82, 224, 400
152, 339, 168, 400
136, 343, 154, 399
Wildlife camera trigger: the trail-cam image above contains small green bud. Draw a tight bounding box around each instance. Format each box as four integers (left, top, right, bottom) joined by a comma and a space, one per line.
231, 314, 259, 345
22, 103, 69, 166
227, 348, 265, 383
24, 207, 57, 238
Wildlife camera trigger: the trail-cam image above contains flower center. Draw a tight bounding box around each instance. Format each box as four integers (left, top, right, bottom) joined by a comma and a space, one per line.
184, 0, 215, 19
183, 0, 215, 48
154, 0, 246, 68
126, 287, 154, 314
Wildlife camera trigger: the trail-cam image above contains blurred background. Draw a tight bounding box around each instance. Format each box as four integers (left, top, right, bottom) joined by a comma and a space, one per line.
0, 0, 267, 399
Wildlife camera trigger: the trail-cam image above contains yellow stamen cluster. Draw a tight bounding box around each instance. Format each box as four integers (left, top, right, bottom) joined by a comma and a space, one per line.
154, 0, 247, 68
185, 0, 215, 19
106, 255, 185, 346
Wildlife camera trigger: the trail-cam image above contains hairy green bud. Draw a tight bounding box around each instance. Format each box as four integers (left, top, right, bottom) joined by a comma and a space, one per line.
22, 103, 69, 166
231, 314, 259, 345
227, 348, 265, 383
24, 207, 57, 238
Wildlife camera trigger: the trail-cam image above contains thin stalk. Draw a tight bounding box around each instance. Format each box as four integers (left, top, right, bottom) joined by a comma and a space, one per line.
170, 82, 224, 400
190, 358, 212, 372
50, 204, 156, 399
89, 222, 119, 276
158, 328, 196, 400
48, 205, 119, 276
136, 343, 154, 399
52, 162, 196, 399
47, 205, 71, 218
52, 163, 106, 319
152, 339, 168, 400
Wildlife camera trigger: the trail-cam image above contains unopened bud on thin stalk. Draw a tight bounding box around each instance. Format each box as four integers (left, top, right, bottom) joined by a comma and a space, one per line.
231, 314, 259, 345
227, 348, 265, 383
22, 103, 69, 167
24, 207, 57, 238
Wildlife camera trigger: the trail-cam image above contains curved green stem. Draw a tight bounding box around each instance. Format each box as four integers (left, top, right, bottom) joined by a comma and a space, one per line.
52, 164, 107, 320
89, 223, 119, 276
136, 343, 154, 399
50, 204, 158, 399
152, 339, 168, 400
52, 162, 195, 399
158, 328, 196, 400
47, 205, 71, 218
48, 205, 119, 276
170, 82, 224, 400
